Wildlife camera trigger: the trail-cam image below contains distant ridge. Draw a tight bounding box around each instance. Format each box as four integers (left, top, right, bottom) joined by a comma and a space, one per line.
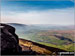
7, 23, 27, 26
7, 23, 75, 30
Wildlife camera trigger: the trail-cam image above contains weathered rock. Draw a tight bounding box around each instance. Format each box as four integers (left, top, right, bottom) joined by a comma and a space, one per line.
0, 23, 22, 55
0, 23, 39, 55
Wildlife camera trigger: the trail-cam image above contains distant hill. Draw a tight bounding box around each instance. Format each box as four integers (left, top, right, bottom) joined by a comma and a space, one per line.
7, 23, 75, 33
7, 23, 74, 51
66, 25, 75, 30
7, 23, 29, 34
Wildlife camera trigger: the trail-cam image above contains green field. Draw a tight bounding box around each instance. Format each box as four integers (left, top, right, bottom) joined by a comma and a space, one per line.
17, 30, 75, 51
8, 23, 75, 51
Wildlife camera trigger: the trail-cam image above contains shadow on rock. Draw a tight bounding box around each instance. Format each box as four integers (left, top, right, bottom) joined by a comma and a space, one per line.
0, 23, 37, 55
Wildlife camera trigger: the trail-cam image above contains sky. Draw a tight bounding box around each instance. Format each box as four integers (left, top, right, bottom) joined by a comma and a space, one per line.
1, 0, 74, 26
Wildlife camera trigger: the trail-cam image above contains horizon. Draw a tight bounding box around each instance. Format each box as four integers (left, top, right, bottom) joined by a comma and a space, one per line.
2, 22, 75, 26
1, 0, 74, 26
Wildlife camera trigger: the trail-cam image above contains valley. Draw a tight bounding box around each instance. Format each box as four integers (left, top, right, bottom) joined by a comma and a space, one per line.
8, 23, 75, 51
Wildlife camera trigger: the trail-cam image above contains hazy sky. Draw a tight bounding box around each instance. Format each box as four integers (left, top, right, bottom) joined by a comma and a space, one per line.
1, 0, 74, 25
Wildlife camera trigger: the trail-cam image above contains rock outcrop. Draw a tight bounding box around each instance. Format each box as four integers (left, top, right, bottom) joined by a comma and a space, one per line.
0, 23, 22, 55
0, 23, 37, 55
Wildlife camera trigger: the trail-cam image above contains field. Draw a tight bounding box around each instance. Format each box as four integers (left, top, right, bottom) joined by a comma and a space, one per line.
19, 30, 75, 51
8, 23, 75, 51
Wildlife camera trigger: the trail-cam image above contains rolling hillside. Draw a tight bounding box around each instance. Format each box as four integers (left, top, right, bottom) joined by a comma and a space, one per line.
7, 23, 75, 51
19, 38, 67, 55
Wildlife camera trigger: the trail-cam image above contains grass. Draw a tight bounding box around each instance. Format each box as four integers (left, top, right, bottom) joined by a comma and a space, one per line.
38, 42, 74, 51
17, 30, 74, 52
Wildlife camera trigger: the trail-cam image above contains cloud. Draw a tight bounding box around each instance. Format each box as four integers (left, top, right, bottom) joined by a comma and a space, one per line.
1, 8, 74, 26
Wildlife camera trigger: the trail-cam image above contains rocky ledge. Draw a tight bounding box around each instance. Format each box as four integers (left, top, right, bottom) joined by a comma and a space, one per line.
0, 23, 38, 55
